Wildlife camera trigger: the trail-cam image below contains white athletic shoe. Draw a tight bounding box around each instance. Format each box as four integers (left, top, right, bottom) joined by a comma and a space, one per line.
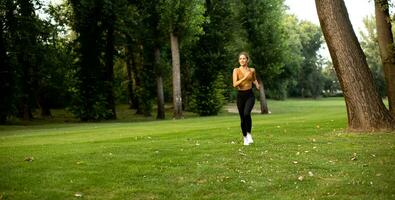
243, 137, 250, 145
247, 133, 253, 144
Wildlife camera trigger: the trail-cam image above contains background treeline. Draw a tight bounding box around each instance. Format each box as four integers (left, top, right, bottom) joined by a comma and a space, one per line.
0, 0, 391, 122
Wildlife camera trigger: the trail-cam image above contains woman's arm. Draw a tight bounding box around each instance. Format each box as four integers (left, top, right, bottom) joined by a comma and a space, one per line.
253, 79, 260, 90
251, 68, 260, 90
233, 68, 249, 88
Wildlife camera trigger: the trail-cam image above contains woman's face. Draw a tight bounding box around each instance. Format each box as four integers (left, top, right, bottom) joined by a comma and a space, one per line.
239, 55, 248, 66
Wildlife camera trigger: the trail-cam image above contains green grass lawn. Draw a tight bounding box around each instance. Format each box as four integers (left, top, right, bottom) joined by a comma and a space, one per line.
0, 98, 394, 199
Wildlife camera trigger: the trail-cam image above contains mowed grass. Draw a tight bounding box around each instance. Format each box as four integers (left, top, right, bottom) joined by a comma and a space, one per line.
0, 98, 394, 199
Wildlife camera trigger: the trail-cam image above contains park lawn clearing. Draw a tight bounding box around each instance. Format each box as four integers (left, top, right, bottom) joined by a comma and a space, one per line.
0, 98, 394, 199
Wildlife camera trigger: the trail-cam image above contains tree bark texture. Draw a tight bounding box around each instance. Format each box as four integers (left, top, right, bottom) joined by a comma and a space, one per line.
315, 0, 394, 131
170, 32, 182, 119
38, 93, 52, 117
125, 47, 135, 109
105, 17, 116, 119
155, 47, 165, 119
375, 0, 395, 117
257, 76, 269, 114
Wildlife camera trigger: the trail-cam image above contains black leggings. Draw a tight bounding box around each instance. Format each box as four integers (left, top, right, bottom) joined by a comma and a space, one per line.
237, 89, 255, 136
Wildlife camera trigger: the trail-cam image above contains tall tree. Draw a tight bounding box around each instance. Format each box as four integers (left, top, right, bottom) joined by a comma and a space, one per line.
69, 0, 109, 121
240, 0, 287, 113
374, 0, 395, 117
15, 0, 41, 120
0, 2, 15, 123
315, 0, 394, 131
191, 0, 233, 116
134, 0, 166, 119
103, 2, 117, 119
282, 15, 303, 99
160, 0, 205, 119
290, 21, 324, 98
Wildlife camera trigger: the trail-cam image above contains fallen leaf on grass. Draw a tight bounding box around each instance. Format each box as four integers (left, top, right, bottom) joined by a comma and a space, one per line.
308, 171, 314, 177
24, 157, 34, 162
196, 179, 207, 184
74, 192, 83, 197
293, 161, 298, 164
298, 176, 304, 181
351, 153, 357, 161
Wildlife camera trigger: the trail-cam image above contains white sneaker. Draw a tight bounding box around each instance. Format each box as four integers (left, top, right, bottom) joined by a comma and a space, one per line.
247, 133, 253, 144
243, 137, 250, 145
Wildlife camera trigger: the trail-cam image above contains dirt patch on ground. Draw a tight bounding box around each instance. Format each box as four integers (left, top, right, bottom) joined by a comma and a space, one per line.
224, 105, 262, 113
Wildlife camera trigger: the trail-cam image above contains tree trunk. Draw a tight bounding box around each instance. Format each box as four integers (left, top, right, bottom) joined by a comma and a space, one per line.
315, 0, 394, 131
0, 16, 12, 123
38, 93, 52, 117
155, 47, 165, 119
375, 0, 395, 117
125, 47, 134, 109
18, 0, 37, 121
104, 18, 116, 119
135, 45, 144, 115
170, 32, 182, 119
125, 46, 139, 110
257, 76, 269, 114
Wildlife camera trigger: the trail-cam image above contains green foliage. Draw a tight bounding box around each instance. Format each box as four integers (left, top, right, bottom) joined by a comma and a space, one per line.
159, 0, 205, 42
322, 62, 342, 97
0, 1, 16, 123
239, 0, 289, 99
1, 0, 58, 120
279, 14, 304, 99
113, 58, 129, 104
288, 20, 325, 98
189, 0, 233, 116
190, 74, 227, 116
68, 0, 129, 120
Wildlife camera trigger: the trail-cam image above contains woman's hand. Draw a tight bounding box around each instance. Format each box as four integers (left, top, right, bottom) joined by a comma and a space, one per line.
255, 83, 260, 90
243, 70, 252, 80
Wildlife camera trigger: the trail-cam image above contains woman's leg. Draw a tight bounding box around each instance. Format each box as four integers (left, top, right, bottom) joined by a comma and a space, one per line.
243, 95, 255, 134
237, 94, 247, 136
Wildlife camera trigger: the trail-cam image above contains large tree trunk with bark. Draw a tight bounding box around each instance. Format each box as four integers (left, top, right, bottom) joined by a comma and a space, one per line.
104, 17, 116, 119
135, 45, 144, 115
125, 46, 138, 110
125, 47, 134, 109
375, 0, 395, 117
0, 16, 12, 123
155, 47, 165, 119
38, 93, 52, 117
315, 0, 394, 131
257, 76, 269, 114
170, 32, 182, 119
